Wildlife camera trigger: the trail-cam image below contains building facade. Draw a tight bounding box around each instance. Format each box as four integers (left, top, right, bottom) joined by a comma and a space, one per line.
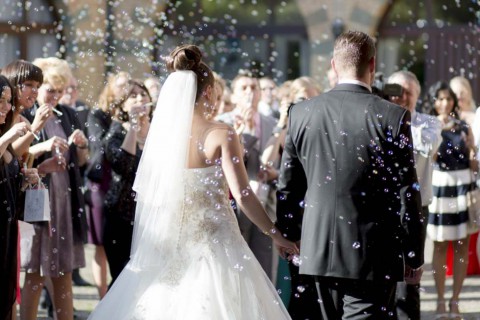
1, 0, 478, 104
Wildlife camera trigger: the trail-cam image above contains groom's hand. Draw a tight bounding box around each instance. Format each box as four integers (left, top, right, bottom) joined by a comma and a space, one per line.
404, 264, 423, 285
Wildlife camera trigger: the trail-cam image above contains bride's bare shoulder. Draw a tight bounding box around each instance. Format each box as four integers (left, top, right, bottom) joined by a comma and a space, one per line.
206, 121, 234, 135
204, 121, 238, 146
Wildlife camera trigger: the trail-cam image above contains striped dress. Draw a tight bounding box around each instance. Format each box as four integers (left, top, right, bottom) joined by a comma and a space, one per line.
427, 119, 477, 241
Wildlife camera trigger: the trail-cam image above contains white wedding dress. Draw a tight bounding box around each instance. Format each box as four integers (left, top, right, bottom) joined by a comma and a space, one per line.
88, 165, 291, 320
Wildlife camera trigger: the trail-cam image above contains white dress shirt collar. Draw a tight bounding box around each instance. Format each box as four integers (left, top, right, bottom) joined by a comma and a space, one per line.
338, 79, 372, 92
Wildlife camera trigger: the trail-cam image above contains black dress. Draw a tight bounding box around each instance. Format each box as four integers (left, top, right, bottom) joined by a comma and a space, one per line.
0, 157, 23, 320
103, 121, 142, 284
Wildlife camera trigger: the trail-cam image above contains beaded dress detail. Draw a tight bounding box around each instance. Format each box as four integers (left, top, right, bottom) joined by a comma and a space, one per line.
88, 166, 290, 320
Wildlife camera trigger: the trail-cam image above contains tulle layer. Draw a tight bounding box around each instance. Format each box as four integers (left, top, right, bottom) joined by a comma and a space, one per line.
88, 236, 290, 320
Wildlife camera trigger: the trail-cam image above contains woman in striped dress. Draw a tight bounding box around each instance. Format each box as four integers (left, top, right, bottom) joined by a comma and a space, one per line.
426, 81, 478, 319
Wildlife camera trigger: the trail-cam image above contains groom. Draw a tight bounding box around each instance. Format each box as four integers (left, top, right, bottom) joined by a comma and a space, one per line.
276, 30, 424, 318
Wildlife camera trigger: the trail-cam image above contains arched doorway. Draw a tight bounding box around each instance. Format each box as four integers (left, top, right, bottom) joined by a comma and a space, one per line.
376, 0, 480, 101
0, 0, 64, 67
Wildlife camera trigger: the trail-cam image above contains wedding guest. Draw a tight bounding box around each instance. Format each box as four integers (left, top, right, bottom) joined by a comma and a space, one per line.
426, 81, 477, 320
262, 76, 322, 320
388, 71, 442, 319
216, 70, 277, 279
20, 57, 88, 320
258, 77, 280, 119
1, 60, 51, 157
59, 76, 89, 134
85, 71, 130, 297
450, 76, 476, 126
144, 76, 161, 107
209, 72, 225, 120
0, 75, 38, 320
214, 84, 234, 118
102, 79, 151, 284
59, 74, 92, 288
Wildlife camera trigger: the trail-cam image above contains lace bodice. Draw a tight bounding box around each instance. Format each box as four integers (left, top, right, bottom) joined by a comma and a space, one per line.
180, 166, 241, 247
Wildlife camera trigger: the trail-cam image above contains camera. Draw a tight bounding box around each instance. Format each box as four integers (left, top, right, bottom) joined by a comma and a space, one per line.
372, 72, 403, 100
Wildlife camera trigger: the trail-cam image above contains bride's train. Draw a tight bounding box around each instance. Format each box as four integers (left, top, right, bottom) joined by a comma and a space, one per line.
88, 166, 290, 320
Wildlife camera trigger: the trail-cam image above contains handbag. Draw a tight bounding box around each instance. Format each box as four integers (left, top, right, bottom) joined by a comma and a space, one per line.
23, 180, 51, 222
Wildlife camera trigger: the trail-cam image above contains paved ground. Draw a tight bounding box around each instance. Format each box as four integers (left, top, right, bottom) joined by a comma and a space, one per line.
20, 240, 480, 319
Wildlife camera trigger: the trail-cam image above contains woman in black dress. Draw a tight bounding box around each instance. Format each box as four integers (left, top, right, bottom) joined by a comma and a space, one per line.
0, 75, 38, 320
102, 79, 152, 285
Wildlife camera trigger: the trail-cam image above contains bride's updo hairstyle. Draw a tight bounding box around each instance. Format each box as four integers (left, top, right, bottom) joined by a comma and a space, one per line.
167, 45, 214, 102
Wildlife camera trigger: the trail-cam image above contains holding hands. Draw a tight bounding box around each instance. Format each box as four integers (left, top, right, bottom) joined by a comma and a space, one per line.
271, 231, 299, 260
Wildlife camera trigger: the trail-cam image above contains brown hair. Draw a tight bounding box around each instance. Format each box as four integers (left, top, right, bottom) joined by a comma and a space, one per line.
112, 79, 152, 122
333, 31, 376, 77
1, 60, 43, 108
0, 75, 14, 137
97, 71, 131, 114
166, 45, 214, 102
288, 76, 322, 104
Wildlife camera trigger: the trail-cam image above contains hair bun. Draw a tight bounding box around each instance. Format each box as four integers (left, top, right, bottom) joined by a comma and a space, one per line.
167, 45, 202, 72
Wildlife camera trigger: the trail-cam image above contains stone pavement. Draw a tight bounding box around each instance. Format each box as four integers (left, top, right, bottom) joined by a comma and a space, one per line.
21, 241, 480, 319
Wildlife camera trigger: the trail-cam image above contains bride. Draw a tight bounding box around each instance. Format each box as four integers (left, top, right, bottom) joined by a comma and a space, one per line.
88, 45, 298, 319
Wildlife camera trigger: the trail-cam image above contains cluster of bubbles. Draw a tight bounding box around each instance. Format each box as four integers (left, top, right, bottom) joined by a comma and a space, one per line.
1, 0, 480, 106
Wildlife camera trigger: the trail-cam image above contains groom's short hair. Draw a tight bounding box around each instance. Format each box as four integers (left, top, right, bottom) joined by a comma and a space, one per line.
333, 31, 376, 78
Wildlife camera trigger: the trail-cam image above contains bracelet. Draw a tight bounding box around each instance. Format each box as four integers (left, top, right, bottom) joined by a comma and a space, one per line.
263, 222, 277, 237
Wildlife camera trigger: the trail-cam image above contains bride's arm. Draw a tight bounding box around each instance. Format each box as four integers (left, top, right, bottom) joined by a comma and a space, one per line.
218, 127, 298, 253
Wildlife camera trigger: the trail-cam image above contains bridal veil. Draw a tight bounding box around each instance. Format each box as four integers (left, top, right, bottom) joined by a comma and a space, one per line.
130, 70, 197, 269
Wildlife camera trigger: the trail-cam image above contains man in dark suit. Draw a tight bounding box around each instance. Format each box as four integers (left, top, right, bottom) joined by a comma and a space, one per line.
276, 30, 425, 319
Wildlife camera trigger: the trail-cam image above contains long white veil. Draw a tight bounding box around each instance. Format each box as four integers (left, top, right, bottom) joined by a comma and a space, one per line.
130, 70, 197, 269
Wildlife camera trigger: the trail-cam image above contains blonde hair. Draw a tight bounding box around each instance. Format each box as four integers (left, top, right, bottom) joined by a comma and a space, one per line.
288, 76, 321, 104
33, 57, 72, 90
213, 71, 225, 94
333, 31, 376, 77
449, 76, 475, 111
98, 71, 131, 113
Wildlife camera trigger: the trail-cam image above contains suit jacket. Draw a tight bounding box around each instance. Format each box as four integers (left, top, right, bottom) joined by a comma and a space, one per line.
276, 83, 424, 282
242, 113, 276, 180
216, 110, 276, 180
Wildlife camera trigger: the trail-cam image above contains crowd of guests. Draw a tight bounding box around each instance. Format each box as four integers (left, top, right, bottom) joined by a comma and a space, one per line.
0, 52, 480, 320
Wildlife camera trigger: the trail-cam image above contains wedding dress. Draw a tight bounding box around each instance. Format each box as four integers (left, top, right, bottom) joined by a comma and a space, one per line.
88, 70, 290, 319
89, 165, 290, 319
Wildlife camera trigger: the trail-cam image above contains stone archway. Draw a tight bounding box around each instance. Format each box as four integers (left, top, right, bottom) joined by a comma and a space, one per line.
294, 0, 390, 87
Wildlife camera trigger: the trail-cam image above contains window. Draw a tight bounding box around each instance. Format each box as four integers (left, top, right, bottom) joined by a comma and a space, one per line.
377, 0, 480, 100
155, 0, 308, 82
0, 0, 63, 67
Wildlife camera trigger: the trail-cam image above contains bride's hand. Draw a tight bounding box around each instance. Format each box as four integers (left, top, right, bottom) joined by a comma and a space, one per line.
272, 234, 299, 259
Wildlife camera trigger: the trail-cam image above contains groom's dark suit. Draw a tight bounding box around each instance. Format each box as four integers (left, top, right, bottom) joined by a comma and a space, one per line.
276, 83, 424, 318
